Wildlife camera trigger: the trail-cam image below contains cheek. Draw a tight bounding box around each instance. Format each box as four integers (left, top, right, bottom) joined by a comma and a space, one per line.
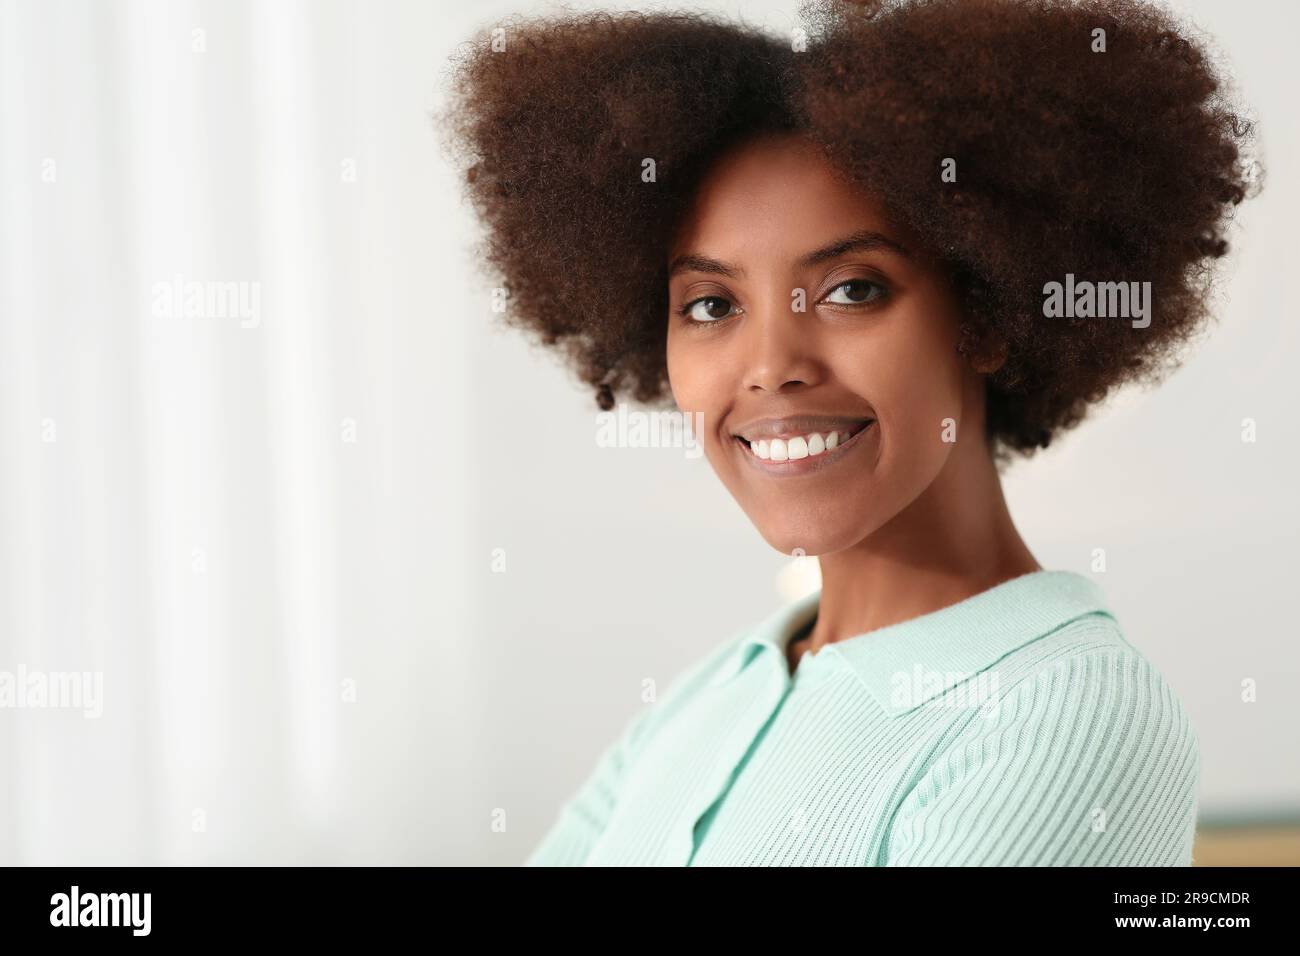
664, 333, 697, 411
666, 334, 720, 444
837, 303, 966, 465
666, 335, 746, 481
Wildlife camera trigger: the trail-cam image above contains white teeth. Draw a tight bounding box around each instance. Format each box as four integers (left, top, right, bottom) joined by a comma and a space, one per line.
746, 428, 858, 461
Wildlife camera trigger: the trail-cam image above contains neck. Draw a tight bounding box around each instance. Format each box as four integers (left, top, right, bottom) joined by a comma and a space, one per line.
801, 434, 1040, 655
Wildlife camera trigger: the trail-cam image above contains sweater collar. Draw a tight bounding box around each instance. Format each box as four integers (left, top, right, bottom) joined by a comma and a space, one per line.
707, 570, 1115, 717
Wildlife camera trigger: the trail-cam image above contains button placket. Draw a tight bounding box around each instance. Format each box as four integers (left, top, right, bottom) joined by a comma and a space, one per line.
681, 651, 793, 864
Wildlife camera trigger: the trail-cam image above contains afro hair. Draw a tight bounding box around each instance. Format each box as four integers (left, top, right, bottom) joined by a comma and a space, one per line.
442, 0, 1258, 455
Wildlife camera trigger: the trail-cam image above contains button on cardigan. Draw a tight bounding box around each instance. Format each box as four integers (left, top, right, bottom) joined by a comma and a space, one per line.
525, 570, 1200, 866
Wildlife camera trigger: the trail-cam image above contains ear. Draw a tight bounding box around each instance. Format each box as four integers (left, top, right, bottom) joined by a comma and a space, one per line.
967, 338, 1008, 375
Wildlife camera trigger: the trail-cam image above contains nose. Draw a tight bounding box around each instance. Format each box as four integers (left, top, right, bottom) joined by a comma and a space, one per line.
741, 295, 823, 394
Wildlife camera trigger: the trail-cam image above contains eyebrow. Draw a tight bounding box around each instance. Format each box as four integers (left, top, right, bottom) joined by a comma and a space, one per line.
667, 230, 910, 280
667, 253, 745, 280
798, 231, 911, 267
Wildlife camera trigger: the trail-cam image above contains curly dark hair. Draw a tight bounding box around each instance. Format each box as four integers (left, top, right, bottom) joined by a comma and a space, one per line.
442, 0, 1257, 455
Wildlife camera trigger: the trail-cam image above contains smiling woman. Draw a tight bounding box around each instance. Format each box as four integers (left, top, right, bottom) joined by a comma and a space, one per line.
442, 0, 1256, 867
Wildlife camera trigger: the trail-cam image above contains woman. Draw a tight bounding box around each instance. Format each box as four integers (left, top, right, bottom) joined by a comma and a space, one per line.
445, 0, 1255, 865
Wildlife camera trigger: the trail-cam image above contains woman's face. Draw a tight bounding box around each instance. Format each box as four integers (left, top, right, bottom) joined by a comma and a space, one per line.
666, 132, 983, 556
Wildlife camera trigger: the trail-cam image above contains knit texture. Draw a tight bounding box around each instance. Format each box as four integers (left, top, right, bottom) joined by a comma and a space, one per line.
525, 570, 1200, 866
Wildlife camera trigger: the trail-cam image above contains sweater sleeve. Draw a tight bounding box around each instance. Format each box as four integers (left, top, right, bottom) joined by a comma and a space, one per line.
884, 648, 1200, 866
524, 628, 748, 866
523, 701, 658, 867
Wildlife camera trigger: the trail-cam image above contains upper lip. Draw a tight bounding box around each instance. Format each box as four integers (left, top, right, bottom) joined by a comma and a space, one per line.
730, 414, 875, 441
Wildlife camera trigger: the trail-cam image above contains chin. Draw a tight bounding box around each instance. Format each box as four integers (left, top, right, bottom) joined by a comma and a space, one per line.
750, 515, 875, 559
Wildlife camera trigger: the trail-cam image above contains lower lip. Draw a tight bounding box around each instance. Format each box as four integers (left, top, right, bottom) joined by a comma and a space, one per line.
733, 422, 875, 477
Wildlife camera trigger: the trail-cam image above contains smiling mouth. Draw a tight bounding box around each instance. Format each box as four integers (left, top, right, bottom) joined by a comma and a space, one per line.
733, 419, 875, 466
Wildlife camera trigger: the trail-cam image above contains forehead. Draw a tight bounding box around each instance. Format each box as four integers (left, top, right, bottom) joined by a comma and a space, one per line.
670, 133, 893, 259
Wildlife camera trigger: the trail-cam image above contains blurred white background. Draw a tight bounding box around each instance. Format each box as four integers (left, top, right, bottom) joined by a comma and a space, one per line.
0, 0, 1295, 866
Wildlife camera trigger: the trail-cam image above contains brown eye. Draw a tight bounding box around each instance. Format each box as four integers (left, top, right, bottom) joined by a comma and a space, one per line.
682, 296, 737, 322
824, 279, 886, 305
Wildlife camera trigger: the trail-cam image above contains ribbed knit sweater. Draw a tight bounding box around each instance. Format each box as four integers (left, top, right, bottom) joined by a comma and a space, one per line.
525, 570, 1200, 866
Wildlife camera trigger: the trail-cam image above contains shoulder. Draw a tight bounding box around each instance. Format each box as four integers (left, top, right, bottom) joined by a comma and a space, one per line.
951, 619, 1199, 862
614, 619, 756, 759
892, 616, 1201, 864
647, 591, 814, 713
952, 592, 1192, 729
983, 610, 1200, 764
1021, 612, 1196, 739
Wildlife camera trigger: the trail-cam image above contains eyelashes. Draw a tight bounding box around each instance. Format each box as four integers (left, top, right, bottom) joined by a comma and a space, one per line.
678, 295, 739, 324
675, 278, 890, 326
823, 278, 888, 307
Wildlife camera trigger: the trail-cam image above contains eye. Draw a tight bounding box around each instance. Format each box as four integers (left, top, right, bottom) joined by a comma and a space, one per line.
679, 295, 739, 323
823, 279, 887, 306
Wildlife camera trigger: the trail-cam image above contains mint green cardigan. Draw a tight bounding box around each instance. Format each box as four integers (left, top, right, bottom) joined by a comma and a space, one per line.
525, 570, 1199, 866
